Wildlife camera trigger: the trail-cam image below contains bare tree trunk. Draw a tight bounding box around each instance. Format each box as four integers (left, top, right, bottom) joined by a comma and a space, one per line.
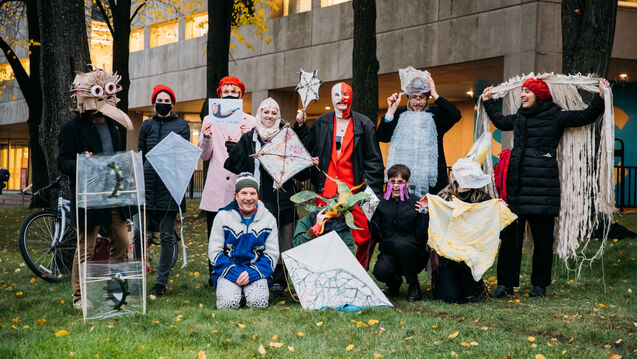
562, 0, 617, 76
38, 0, 91, 184
200, 0, 233, 120
111, 0, 132, 114
352, 0, 379, 123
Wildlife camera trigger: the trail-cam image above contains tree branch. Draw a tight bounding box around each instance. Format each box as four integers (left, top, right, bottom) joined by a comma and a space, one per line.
0, 34, 33, 101
0, 0, 25, 8
95, 0, 115, 37
130, 2, 145, 23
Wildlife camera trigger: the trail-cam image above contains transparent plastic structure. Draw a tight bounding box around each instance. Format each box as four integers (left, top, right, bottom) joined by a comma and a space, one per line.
76, 151, 146, 322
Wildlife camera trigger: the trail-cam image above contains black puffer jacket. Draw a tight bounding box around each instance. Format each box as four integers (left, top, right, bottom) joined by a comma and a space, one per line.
138, 113, 190, 212
376, 97, 461, 194
296, 111, 384, 194
484, 95, 604, 216
224, 125, 310, 227
370, 195, 428, 252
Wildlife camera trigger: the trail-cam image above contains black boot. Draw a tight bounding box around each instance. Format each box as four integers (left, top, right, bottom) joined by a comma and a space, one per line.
382, 277, 402, 297
529, 286, 546, 297
407, 282, 423, 302
489, 285, 513, 299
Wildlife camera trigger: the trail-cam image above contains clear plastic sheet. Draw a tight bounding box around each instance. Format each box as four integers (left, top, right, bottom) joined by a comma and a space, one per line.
82, 261, 145, 320
76, 151, 144, 209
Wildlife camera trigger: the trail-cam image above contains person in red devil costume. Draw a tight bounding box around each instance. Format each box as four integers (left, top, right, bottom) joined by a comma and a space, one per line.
296, 82, 384, 269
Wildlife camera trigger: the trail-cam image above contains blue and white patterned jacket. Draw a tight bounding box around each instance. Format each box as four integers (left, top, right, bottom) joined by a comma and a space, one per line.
208, 200, 279, 287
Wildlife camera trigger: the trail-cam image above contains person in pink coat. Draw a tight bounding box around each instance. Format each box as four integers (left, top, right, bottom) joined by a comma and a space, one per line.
199, 76, 256, 286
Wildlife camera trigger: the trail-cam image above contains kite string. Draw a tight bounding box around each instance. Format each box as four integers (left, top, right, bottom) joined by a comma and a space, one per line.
179, 206, 187, 267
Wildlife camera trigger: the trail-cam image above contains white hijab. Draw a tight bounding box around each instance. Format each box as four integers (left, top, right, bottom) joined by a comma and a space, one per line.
255, 97, 281, 141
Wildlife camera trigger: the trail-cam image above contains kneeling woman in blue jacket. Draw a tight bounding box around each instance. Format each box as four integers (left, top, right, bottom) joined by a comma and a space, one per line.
208, 174, 280, 309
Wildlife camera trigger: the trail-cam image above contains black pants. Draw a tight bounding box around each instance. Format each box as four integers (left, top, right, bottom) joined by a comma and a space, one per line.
373, 239, 427, 285
496, 215, 555, 288
432, 256, 484, 303
206, 211, 218, 283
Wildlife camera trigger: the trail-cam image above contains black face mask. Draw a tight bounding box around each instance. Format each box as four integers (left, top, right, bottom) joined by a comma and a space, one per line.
222, 95, 240, 100
155, 103, 172, 116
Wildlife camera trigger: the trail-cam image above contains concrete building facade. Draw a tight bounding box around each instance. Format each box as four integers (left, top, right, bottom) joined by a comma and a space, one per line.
1, 0, 636, 191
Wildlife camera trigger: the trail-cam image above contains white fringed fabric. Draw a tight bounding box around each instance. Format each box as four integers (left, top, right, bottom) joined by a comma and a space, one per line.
475, 73, 615, 276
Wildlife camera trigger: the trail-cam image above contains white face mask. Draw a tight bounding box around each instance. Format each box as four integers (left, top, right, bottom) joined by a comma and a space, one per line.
331, 83, 352, 118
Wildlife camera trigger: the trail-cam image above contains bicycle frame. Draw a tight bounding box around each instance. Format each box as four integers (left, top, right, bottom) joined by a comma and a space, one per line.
53, 190, 71, 248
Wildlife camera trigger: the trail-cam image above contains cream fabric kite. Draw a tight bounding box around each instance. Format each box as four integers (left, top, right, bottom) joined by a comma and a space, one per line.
426, 194, 517, 281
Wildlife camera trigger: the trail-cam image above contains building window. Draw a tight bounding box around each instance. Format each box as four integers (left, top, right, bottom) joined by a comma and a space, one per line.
185, 12, 208, 40
270, 0, 311, 18
150, 20, 179, 48
90, 20, 113, 71
130, 28, 144, 52
0, 59, 30, 83
0, 140, 29, 191
321, 0, 350, 7
619, 0, 637, 7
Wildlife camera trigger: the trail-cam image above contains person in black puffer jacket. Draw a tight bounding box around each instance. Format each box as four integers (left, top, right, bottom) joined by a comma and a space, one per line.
371, 164, 428, 302
138, 84, 190, 297
224, 98, 312, 297
482, 77, 610, 298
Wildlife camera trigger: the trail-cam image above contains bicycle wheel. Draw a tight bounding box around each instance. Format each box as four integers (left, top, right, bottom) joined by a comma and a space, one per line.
19, 210, 77, 282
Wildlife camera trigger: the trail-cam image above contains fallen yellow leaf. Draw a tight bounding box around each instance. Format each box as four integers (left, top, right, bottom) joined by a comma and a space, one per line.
599, 303, 608, 308
400, 319, 405, 326
450, 351, 458, 358
356, 321, 367, 327
432, 325, 438, 328
269, 342, 283, 348
346, 344, 354, 351
316, 321, 323, 327
258, 344, 266, 356
30, 278, 36, 283
461, 342, 471, 347
151, 320, 159, 325
480, 326, 489, 330
272, 334, 278, 340
562, 350, 567, 355
528, 336, 536, 342
252, 334, 258, 340
448, 331, 459, 338
615, 338, 623, 344
288, 346, 294, 352
60, 300, 65, 305
198, 350, 206, 359
16, 292, 23, 296
236, 322, 245, 329
535, 355, 546, 359
373, 354, 383, 358
608, 354, 622, 359
404, 336, 414, 341
368, 319, 379, 325
194, 272, 200, 277
55, 329, 70, 337
37, 319, 46, 325
470, 341, 479, 346
149, 294, 157, 300
297, 332, 304, 337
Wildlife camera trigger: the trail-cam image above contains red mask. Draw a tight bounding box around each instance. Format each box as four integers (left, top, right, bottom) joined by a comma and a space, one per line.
331, 83, 353, 118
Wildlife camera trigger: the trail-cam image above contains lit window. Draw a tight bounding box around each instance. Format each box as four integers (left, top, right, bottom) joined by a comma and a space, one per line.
130, 28, 144, 52
185, 12, 208, 40
0, 59, 30, 83
150, 20, 179, 48
270, 0, 311, 18
0, 141, 30, 190
321, 0, 350, 7
90, 20, 113, 71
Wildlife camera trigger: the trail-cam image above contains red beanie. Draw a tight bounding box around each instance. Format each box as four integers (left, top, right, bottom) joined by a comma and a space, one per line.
522, 78, 552, 101
151, 84, 176, 104
216, 76, 246, 97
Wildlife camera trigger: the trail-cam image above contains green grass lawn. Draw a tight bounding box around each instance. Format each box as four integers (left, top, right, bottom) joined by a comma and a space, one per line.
0, 200, 635, 358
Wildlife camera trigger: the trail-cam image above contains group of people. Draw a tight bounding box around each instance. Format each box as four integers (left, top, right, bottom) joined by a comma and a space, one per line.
58, 68, 610, 310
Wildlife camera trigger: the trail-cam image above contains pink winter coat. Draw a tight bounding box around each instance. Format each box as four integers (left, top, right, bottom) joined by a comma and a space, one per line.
198, 113, 256, 212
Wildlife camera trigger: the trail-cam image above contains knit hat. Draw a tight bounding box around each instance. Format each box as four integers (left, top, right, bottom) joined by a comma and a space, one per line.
217, 76, 246, 97
151, 84, 176, 104
522, 78, 552, 101
235, 173, 259, 192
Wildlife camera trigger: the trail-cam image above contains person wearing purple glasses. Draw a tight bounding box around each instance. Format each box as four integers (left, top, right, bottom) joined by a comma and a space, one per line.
370, 164, 428, 302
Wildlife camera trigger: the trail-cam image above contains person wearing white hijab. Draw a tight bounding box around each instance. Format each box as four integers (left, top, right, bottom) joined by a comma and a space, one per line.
224, 97, 311, 296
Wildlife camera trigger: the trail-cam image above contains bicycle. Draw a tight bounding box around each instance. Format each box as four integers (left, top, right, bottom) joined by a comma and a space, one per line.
18, 176, 76, 282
